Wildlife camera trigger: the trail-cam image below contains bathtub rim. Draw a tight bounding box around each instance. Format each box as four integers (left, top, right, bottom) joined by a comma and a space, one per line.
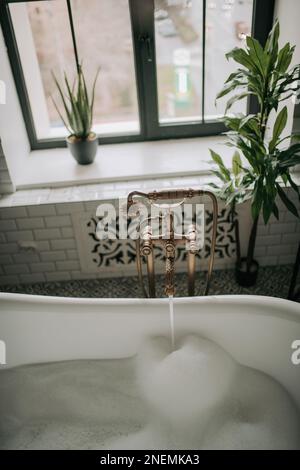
0, 291, 299, 318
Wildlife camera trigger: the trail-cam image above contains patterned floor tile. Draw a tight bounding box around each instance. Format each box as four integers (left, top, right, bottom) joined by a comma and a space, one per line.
0, 265, 297, 301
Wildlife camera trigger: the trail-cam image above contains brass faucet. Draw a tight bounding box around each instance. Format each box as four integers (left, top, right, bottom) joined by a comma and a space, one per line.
127, 189, 218, 298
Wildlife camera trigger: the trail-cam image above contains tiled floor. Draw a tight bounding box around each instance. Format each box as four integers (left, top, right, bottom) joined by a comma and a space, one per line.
0, 265, 298, 301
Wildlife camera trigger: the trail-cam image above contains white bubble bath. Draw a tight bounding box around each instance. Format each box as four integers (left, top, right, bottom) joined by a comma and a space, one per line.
1, 293, 300, 450
1, 335, 299, 450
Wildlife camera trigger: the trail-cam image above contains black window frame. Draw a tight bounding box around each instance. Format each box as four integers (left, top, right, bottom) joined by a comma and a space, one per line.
0, 0, 275, 150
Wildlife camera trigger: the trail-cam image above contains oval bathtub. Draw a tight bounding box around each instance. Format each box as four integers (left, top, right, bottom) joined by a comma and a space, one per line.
0, 293, 300, 410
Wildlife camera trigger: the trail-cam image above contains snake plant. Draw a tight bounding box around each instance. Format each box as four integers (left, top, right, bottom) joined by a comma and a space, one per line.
52, 65, 100, 140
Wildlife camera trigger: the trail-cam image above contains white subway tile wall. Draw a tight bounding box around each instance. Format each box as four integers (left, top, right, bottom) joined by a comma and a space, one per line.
0, 185, 299, 285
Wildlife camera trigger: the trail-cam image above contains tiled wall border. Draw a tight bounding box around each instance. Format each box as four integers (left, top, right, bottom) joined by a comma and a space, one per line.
0, 178, 299, 285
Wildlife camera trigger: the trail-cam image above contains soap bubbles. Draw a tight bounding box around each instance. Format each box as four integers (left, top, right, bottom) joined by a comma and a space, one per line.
1, 335, 299, 449
138, 335, 236, 424
122, 334, 300, 449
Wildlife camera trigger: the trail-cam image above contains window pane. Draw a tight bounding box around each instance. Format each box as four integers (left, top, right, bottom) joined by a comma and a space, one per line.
10, 0, 75, 139
154, 0, 254, 125
9, 0, 139, 139
70, 0, 140, 136
154, 0, 204, 124
205, 0, 254, 119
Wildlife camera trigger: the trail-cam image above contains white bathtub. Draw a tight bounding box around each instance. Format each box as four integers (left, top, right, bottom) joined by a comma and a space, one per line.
0, 293, 300, 411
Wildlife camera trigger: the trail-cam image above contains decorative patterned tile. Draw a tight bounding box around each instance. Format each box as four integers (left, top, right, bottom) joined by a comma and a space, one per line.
72, 204, 237, 276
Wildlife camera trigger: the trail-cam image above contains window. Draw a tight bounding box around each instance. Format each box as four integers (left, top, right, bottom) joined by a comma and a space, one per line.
4, 0, 139, 141
0, 0, 274, 150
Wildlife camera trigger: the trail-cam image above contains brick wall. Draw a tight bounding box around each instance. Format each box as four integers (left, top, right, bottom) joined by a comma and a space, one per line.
0, 202, 81, 285
254, 188, 300, 267
0, 186, 299, 286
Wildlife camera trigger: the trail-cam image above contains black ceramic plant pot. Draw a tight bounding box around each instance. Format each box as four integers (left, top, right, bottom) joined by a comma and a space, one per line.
235, 257, 259, 287
67, 132, 98, 165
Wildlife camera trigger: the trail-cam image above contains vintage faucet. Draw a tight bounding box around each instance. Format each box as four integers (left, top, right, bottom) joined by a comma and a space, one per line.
127, 189, 218, 298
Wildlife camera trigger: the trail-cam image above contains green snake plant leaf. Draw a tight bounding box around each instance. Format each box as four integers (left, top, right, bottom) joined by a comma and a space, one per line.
76, 70, 89, 136
232, 151, 242, 177
224, 92, 252, 114
226, 47, 261, 77
263, 177, 277, 224
276, 183, 299, 218
51, 96, 72, 135
209, 150, 231, 181
265, 20, 279, 54
90, 66, 100, 126
269, 106, 288, 152
278, 143, 300, 168
272, 202, 279, 220
51, 71, 73, 131
224, 70, 245, 84
211, 170, 229, 183
281, 173, 288, 185
216, 82, 242, 102
246, 36, 268, 77
263, 198, 274, 224
265, 19, 279, 67
52, 65, 99, 139
276, 43, 294, 74
286, 173, 300, 200
251, 177, 264, 220
80, 68, 92, 132
64, 72, 84, 135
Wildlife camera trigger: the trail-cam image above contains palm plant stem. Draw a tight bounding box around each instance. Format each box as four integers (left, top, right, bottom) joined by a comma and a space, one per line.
235, 217, 241, 264
246, 214, 259, 271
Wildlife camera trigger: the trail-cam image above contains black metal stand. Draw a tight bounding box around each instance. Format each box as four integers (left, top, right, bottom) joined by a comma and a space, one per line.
288, 242, 300, 301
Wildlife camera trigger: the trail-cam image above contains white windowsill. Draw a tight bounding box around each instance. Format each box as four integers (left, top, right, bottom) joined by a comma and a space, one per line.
1, 133, 299, 209
14, 136, 234, 190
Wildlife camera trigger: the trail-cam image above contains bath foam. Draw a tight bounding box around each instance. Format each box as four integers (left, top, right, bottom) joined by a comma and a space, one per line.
0, 336, 299, 450
0, 359, 146, 450
110, 335, 300, 450
137, 336, 237, 424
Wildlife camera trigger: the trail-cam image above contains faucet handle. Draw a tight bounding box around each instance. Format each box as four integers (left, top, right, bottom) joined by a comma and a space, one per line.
186, 224, 200, 254
141, 225, 153, 256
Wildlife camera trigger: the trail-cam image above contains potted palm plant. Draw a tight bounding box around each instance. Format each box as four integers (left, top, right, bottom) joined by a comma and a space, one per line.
52, 65, 100, 165
209, 150, 252, 268
210, 20, 300, 287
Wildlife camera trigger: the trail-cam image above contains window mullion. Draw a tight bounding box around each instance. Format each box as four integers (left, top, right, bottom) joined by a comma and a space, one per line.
129, 0, 147, 139
129, 0, 159, 139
